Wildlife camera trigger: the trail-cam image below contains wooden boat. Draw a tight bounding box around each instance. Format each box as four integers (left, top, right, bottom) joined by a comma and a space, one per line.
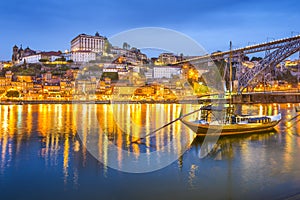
181, 41, 281, 136
181, 105, 282, 136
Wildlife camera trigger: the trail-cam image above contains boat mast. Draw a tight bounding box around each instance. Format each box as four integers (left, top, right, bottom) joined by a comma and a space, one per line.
229, 41, 233, 101
229, 41, 233, 122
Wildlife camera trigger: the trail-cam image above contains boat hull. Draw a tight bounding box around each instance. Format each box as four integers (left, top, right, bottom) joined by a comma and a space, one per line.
181, 120, 281, 136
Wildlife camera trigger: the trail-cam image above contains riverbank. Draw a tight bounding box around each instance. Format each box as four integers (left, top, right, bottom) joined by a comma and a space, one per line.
232, 92, 300, 104
1, 92, 300, 105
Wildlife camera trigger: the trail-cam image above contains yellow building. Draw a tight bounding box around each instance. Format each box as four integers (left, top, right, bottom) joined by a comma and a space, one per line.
0, 77, 6, 93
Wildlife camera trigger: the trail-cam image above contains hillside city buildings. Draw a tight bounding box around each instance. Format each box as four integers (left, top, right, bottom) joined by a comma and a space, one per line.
0, 31, 300, 101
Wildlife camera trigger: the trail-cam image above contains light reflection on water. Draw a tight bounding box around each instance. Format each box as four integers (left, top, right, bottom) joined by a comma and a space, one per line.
73, 103, 196, 173
0, 103, 300, 199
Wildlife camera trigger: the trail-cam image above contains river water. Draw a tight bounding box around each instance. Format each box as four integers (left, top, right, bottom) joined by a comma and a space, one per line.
0, 103, 300, 200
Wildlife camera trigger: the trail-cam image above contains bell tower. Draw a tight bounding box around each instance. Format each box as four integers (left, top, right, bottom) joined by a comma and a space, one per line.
12, 45, 19, 64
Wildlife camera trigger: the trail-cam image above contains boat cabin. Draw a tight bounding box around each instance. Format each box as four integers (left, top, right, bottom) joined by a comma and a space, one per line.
232, 115, 271, 124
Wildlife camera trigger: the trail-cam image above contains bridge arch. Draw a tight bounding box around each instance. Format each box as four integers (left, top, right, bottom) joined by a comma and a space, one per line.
238, 38, 300, 92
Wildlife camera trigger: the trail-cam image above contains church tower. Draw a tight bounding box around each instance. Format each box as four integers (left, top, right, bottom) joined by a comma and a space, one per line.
19, 45, 24, 59
12, 45, 19, 64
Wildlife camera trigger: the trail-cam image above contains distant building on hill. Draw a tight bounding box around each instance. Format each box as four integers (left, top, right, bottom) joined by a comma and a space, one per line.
153, 66, 181, 79
12, 45, 36, 64
71, 50, 96, 63
71, 32, 105, 53
70, 32, 105, 63
22, 51, 62, 64
156, 53, 178, 65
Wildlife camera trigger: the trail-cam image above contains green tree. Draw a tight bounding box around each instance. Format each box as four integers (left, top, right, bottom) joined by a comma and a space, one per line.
101, 72, 119, 81
250, 57, 262, 62
122, 42, 130, 50
39, 59, 49, 62
6, 90, 20, 98
55, 57, 66, 62
104, 39, 112, 54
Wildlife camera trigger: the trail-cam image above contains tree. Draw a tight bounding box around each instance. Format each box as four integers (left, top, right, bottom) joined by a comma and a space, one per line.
244, 56, 250, 61
55, 57, 66, 62
39, 59, 49, 62
250, 57, 262, 62
122, 42, 130, 50
104, 39, 112, 54
6, 90, 20, 98
179, 53, 184, 61
101, 72, 119, 81
87, 65, 100, 71
88, 60, 98, 63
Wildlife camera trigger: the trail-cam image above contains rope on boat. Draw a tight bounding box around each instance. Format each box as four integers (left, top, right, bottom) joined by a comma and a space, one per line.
282, 113, 300, 130
287, 113, 300, 123
131, 107, 203, 144
286, 119, 300, 129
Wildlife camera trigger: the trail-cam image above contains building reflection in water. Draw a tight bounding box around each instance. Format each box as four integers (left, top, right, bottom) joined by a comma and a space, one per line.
74, 103, 196, 173
189, 103, 300, 194
0, 103, 300, 187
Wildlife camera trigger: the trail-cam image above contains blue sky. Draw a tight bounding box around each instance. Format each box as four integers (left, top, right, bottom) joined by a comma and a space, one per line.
0, 0, 299, 60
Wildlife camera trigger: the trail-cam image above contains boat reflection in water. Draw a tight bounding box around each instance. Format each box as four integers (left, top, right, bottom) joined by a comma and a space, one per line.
1, 103, 300, 199
192, 130, 279, 160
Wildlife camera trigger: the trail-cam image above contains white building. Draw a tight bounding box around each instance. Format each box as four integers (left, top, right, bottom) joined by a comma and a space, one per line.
157, 53, 178, 65
71, 32, 105, 54
103, 64, 128, 75
144, 69, 153, 79
61, 52, 72, 61
23, 54, 41, 63
153, 66, 181, 79
71, 50, 96, 63
111, 46, 128, 56
22, 51, 62, 63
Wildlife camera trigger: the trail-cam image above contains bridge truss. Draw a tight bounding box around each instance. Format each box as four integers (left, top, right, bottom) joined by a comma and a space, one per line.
177, 34, 300, 93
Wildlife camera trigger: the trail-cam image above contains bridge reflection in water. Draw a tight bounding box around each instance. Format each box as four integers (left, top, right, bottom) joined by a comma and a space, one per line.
0, 103, 300, 199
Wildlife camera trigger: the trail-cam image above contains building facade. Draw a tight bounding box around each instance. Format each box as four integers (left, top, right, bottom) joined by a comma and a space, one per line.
22, 51, 62, 63
71, 50, 96, 63
22, 54, 41, 63
71, 32, 105, 54
153, 66, 181, 79
12, 45, 36, 64
157, 53, 178, 65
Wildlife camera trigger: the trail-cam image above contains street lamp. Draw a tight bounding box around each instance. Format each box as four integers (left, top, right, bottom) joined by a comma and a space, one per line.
291, 31, 300, 37
266, 37, 275, 42
247, 42, 256, 46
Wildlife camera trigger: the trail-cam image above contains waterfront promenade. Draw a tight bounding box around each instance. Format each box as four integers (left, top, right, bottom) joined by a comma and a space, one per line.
2, 91, 300, 104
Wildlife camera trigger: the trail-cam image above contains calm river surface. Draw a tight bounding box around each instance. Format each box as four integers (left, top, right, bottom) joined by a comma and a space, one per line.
0, 103, 300, 200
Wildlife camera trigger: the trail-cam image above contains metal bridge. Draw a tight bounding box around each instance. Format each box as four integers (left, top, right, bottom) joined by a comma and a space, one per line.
178, 34, 300, 93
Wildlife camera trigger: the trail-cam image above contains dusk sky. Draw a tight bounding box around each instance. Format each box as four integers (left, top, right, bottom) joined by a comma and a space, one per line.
0, 0, 299, 60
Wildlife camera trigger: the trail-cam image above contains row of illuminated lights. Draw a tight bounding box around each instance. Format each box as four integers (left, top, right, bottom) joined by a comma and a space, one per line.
181, 35, 300, 63
235, 35, 300, 51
